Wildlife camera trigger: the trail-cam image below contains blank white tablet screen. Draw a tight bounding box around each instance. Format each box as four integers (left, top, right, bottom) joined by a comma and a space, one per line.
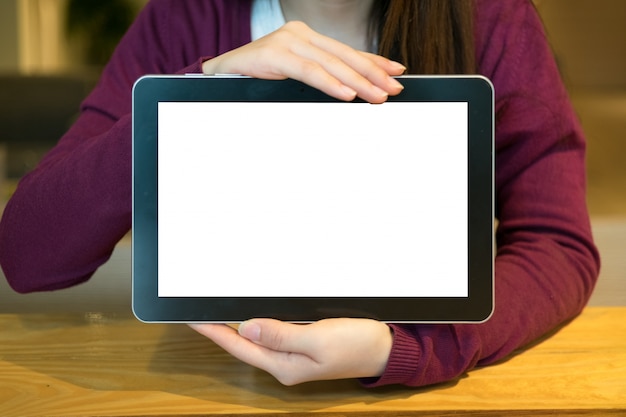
157, 102, 468, 297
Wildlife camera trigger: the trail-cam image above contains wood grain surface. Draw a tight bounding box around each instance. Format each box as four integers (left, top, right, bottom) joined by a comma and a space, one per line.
0, 307, 625, 416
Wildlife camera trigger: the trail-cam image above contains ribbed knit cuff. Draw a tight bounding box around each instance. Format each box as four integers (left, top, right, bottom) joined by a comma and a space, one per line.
360, 324, 422, 387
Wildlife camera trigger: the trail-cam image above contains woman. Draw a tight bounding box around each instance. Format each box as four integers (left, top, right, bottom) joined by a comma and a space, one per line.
0, 0, 600, 387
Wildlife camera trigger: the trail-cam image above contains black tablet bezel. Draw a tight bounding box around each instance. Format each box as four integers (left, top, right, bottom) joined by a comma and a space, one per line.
132, 75, 494, 323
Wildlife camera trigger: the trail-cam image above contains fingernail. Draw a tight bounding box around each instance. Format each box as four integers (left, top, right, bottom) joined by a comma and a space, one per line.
340, 85, 357, 99
390, 61, 407, 73
239, 321, 261, 342
389, 76, 404, 90
372, 85, 389, 99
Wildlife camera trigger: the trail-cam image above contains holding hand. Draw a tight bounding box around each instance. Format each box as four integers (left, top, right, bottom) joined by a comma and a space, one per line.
202, 21, 406, 104
190, 318, 393, 386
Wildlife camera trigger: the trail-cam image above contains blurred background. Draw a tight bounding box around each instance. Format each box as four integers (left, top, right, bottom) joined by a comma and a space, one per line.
0, 0, 624, 311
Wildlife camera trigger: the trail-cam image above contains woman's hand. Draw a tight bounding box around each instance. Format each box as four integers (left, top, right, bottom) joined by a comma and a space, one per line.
202, 21, 406, 104
189, 318, 393, 386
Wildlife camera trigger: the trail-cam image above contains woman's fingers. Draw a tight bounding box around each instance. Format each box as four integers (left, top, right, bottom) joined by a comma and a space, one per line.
188, 323, 277, 368
302, 25, 406, 99
202, 21, 406, 103
188, 322, 316, 386
284, 39, 397, 103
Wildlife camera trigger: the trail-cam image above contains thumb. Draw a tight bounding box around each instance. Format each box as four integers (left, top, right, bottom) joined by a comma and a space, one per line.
238, 319, 309, 353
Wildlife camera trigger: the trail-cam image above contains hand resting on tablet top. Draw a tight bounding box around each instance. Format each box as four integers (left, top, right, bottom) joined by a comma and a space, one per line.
201, 21, 406, 104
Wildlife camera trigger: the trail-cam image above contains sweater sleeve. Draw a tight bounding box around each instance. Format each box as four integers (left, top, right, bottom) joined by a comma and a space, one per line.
0, 1, 210, 293
364, 0, 600, 387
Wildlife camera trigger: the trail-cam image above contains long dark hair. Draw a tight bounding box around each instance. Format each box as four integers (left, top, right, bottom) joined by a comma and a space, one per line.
372, 0, 476, 74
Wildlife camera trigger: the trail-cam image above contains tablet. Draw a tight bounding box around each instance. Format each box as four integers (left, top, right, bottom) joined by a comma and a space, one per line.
132, 75, 494, 323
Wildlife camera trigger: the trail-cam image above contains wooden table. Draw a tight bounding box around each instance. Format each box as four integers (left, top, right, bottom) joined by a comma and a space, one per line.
1, 307, 625, 416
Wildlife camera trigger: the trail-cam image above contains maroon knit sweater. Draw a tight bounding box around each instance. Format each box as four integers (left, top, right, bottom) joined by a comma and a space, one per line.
0, 0, 599, 387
